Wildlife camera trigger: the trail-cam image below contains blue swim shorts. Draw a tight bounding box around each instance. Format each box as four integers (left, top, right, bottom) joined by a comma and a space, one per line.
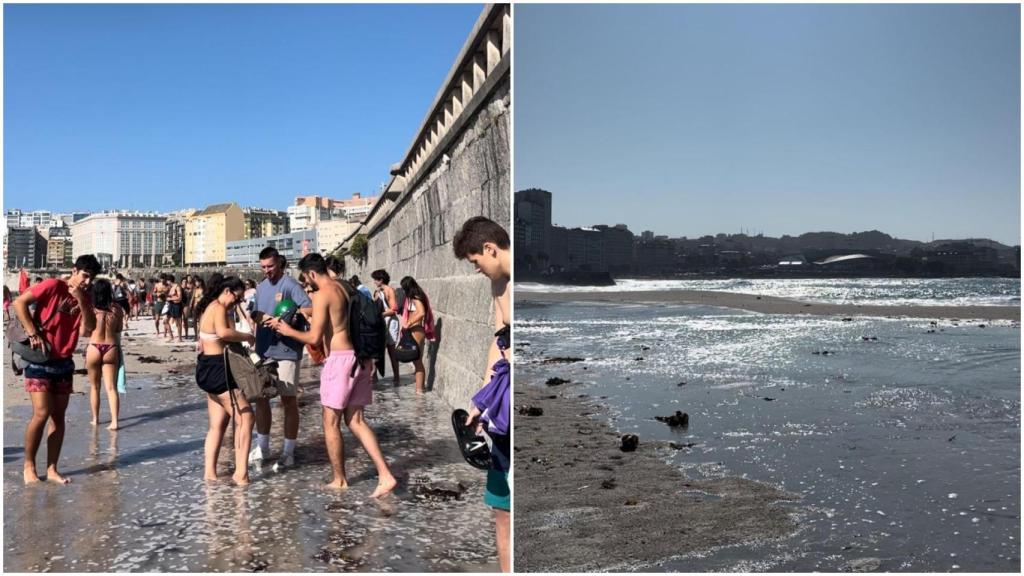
484, 467, 510, 511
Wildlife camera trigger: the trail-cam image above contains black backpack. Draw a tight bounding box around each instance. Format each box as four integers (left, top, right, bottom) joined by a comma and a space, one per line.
339, 280, 386, 376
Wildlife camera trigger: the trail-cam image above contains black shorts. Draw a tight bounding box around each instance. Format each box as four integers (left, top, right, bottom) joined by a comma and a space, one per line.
196, 354, 234, 395
166, 302, 183, 319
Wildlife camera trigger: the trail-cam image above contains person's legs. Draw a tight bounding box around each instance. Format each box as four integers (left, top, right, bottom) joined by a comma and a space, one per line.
213, 390, 253, 485
23, 391, 51, 484
45, 392, 72, 484
276, 360, 300, 459
343, 406, 396, 498
322, 406, 347, 489
102, 357, 120, 430
85, 345, 102, 425
411, 329, 426, 393
252, 397, 271, 458
495, 509, 510, 571
385, 344, 400, 384
204, 394, 230, 481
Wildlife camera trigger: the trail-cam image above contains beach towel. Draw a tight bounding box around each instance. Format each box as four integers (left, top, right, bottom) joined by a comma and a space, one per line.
116, 335, 127, 396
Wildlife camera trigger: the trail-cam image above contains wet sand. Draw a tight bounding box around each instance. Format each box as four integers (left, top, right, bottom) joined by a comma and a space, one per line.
521, 289, 1021, 321
514, 382, 799, 572
3, 317, 498, 572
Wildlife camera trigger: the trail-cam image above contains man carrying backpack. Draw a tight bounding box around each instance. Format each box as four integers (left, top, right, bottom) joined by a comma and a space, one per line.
274, 253, 396, 497
325, 256, 387, 379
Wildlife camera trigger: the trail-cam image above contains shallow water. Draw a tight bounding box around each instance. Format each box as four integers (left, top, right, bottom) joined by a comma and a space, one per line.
4, 367, 498, 572
517, 277, 1021, 307
517, 299, 1020, 572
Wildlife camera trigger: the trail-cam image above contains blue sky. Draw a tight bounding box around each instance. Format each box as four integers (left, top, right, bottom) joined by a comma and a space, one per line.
516, 4, 1021, 245
4, 3, 483, 214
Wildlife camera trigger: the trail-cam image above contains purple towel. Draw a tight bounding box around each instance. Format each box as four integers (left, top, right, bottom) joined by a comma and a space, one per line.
472, 357, 510, 436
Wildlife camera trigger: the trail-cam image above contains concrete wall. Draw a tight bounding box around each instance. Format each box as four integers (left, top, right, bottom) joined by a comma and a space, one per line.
347, 82, 509, 408
341, 4, 511, 409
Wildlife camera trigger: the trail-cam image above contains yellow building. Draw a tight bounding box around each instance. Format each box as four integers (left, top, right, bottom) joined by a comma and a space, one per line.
185, 203, 244, 265
47, 236, 73, 268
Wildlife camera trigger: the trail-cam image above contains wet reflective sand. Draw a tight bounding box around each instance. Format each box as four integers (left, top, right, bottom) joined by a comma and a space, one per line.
4, 339, 499, 572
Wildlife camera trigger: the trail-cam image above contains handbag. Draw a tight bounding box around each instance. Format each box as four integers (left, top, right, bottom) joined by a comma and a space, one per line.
395, 329, 421, 363
223, 343, 281, 403
5, 314, 51, 364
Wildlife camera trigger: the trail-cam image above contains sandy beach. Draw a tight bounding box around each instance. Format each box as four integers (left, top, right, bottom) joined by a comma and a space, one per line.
4, 315, 198, 409
3, 314, 500, 572
520, 289, 1021, 321
513, 382, 800, 572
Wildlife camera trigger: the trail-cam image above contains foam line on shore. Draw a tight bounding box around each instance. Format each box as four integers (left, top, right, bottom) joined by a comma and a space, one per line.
518, 289, 1021, 321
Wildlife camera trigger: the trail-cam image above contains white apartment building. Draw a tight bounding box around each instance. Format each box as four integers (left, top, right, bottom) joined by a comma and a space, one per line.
316, 219, 362, 254
71, 211, 167, 268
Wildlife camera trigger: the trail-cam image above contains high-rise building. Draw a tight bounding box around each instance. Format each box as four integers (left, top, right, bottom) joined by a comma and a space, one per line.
566, 227, 605, 272
185, 203, 244, 265
46, 226, 74, 268
164, 209, 196, 266
288, 194, 377, 232
243, 207, 289, 239
6, 226, 43, 269
514, 188, 552, 271
594, 224, 635, 273
316, 219, 362, 255
71, 211, 167, 268
6, 209, 24, 229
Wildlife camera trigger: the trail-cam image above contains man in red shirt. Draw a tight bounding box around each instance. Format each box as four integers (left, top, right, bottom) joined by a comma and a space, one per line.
12, 254, 101, 485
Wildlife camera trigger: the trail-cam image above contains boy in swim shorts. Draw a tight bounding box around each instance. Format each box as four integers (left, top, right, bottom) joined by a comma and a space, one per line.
274, 253, 397, 498
12, 254, 101, 485
453, 216, 511, 572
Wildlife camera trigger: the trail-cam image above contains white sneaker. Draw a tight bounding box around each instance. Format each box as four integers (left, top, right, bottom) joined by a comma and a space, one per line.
273, 453, 295, 472
249, 444, 264, 465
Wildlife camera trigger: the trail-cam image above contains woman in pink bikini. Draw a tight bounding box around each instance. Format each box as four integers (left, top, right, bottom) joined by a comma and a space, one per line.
85, 279, 124, 430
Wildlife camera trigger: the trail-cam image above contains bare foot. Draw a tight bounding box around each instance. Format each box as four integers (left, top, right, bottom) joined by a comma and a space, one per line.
322, 479, 349, 491
370, 475, 398, 498
23, 468, 41, 484
415, 388, 425, 394
232, 473, 250, 486
45, 469, 71, 485
91, 419, 98, 426
107, 423, 119, 431
203, 474, 219, 483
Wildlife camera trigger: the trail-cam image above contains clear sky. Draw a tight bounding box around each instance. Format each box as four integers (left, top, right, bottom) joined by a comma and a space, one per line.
4, 3, 483, 214
516, 4, 1021, 246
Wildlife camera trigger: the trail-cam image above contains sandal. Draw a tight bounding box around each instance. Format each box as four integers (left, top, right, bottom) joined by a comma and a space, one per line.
451, 409, 491, 470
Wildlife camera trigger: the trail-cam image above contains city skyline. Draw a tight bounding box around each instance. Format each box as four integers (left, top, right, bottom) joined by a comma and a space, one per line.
4, 3, 483, 213
515, 4, 1021, 246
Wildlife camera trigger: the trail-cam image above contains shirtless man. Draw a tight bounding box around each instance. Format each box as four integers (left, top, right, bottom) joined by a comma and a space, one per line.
165, 274, 184, 342
274, 253, 397, 498
152, 275, 168, 333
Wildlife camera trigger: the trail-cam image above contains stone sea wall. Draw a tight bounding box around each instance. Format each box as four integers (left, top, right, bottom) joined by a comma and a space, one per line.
342, 4, 511, 408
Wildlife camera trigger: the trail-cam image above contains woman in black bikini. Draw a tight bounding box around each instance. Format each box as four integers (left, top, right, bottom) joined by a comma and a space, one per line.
194, 276, 256, 486
85, 279, 124, 430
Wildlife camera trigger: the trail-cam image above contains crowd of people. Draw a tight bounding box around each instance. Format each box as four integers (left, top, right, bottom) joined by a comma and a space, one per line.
6, 216, 511, 571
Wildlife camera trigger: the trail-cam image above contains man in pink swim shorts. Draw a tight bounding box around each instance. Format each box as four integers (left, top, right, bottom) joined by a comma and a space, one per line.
274, 253, 397, 498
